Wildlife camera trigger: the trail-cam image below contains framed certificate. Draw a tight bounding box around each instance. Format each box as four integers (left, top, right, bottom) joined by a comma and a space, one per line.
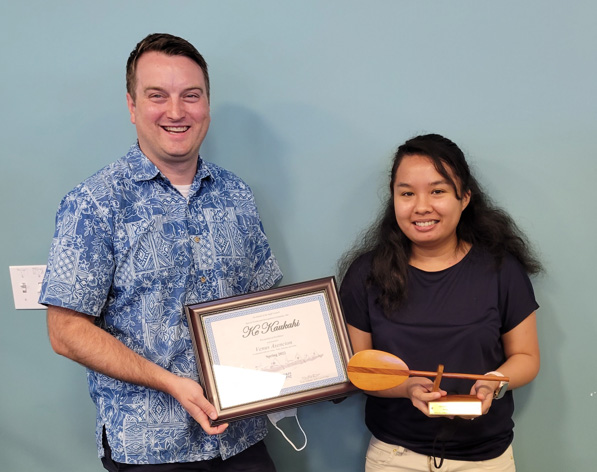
185, 277, 357, 425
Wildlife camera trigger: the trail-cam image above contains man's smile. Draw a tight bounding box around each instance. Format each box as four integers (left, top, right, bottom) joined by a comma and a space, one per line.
162, 126, 190, 133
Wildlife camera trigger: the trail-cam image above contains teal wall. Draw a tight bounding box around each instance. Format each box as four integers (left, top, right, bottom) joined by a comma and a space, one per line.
1, 1, 595, 470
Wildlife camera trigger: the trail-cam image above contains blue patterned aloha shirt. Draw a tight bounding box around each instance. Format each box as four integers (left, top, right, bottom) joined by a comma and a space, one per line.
39, 143, 283, 464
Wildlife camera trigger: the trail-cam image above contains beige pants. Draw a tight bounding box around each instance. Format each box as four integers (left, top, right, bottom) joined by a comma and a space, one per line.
365, 436, 516, 472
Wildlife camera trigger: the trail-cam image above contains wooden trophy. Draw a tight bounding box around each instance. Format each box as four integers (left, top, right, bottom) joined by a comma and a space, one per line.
347, 350, 509, 418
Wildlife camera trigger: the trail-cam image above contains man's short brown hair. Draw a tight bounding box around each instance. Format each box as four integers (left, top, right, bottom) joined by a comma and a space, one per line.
126, 33, 210, 101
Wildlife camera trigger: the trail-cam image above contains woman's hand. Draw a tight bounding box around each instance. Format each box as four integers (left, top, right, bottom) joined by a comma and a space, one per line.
470, 378, 499, 415
404, 377, 447, 416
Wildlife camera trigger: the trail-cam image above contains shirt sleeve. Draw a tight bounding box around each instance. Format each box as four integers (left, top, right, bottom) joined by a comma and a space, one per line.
498, 253, 540, 333
242, 187, 283, 293
339, 254, 373, 333
39, 184, 114, 317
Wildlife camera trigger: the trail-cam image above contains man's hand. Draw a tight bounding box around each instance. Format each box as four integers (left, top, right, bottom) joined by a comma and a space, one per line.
168, 376, 228, 435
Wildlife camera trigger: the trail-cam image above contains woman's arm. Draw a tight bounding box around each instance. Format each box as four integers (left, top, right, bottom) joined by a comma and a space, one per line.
471, 312, 540, 413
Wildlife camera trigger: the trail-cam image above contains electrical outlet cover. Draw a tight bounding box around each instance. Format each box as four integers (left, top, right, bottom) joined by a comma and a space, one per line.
9, 265, 47, 310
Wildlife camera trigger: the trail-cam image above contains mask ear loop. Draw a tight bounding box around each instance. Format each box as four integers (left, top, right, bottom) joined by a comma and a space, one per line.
270, 415, 308, 451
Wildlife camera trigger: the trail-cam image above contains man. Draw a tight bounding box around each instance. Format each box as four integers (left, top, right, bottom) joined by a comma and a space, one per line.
39, 33, 282, 471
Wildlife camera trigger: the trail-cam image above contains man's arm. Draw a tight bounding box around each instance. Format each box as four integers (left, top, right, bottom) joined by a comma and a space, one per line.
47, 305, 227, 435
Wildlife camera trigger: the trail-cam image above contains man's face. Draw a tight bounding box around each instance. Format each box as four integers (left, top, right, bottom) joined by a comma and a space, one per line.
126, 51, 210, 175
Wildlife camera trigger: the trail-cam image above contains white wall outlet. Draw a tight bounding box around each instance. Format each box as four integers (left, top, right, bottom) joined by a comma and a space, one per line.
9, 265, 47, 310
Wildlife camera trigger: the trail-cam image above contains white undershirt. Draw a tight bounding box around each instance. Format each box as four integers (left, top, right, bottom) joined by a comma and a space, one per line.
173, 184, 191, 199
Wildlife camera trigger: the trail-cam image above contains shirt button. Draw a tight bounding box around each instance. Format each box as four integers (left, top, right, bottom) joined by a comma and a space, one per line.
194, 236, 200, 243
200, 277, 206, 283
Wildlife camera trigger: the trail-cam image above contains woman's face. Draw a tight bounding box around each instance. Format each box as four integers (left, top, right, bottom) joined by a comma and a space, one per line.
393, 154, 470, 252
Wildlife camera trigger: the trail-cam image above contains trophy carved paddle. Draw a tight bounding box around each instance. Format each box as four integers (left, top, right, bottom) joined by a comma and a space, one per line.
347, 350, 509, 417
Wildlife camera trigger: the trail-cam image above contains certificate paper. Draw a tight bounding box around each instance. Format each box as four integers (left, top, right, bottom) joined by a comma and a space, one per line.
186, 277, 357, 424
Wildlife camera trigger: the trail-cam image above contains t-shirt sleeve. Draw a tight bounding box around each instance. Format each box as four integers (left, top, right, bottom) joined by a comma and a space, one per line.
339, 254, 373, 333
498, 253, 540, 333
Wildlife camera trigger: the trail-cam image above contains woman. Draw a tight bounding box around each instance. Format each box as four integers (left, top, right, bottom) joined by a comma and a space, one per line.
339, 134, 541, 471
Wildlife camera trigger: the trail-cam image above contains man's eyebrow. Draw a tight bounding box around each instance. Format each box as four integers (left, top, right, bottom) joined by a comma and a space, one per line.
181, 87, 205, 93
143, 86, 205, 93
143, 86, 166, 95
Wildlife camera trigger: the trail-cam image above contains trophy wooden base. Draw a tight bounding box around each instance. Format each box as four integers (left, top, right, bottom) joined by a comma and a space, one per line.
428, 395, 482, 417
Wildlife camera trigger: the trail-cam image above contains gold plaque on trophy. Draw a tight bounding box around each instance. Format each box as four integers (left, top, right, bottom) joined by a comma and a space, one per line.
428, 394, 482, 417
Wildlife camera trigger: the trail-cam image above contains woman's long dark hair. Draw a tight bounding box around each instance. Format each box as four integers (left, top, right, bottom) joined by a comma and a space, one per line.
338, 134, 542, 313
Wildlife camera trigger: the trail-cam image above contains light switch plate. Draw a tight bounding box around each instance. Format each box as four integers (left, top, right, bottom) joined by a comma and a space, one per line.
9, 265, 47, 310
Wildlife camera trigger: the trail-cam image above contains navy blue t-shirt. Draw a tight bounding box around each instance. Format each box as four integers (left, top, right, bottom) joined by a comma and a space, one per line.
340, 246, 538, 461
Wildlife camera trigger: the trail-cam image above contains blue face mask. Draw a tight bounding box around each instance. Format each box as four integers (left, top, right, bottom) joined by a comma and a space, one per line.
267, 408, 307, 451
